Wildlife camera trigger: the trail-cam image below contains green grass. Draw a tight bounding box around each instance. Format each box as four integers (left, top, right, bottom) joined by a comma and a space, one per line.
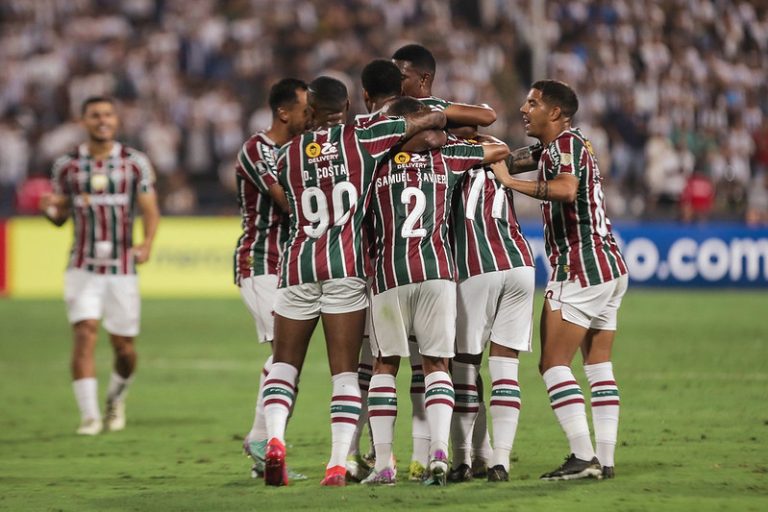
0, 291, 766, 511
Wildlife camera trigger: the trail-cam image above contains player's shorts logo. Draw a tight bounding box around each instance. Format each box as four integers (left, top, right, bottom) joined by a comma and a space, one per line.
394, 152, 411, 164
305, 142, 322, 158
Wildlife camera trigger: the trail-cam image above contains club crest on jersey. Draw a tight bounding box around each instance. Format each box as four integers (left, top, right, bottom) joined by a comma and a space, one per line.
560, 153, 573, 166
91, 174, 108, 191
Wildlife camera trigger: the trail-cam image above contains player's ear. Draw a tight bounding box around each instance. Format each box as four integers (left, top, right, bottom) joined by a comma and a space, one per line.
277, 106, 290, 124
550, 105, 562, 122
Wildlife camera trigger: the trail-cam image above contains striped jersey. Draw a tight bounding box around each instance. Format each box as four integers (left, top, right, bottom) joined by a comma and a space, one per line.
417, 96, 451, 112
233, 132, 288, 284
368, 137, 485, 294
539, 128, 627, 286
452, 166, 535, 280
50, 142, 155, 275
276, 115, 407, 287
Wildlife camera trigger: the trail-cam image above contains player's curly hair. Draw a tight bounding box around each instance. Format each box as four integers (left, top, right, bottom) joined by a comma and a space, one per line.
361, 59, 402, 101
532, 80, 579, 119
391, 44, 436, 74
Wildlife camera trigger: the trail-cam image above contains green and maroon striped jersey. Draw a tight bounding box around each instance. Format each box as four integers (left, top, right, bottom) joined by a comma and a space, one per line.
417, 96, 451, 112
50, 143, 155, 275
233, 132, 289, 284
368, 137, 485, 294
276, 114, 406, 287
539, 128, 627, 286
452, 166, 535, 280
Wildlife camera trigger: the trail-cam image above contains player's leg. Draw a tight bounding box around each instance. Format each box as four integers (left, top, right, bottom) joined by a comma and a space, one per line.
65, 269, 104, 435
103, 274, 141, 432
581, 275, 628, 479
449, 352, 481, 482
539, 280, 613, 481
470, 384, 493, 478
263, 283, 320, 486
407, 340, 429, 480
362, 284, 411, 485
346, 324, 374, 481
486, 266, 535, 481
413, 280, 457, 486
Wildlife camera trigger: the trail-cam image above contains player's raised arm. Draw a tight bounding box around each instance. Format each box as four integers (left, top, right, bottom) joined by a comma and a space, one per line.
402, 108, 446, 140
444, 102, 497, 128
490, 160, 578, 203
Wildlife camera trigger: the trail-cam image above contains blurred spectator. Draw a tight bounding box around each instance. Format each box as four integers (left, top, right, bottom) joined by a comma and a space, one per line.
162, 171, 198, 215
745, 172, 768, 226
680, 170, 715, 224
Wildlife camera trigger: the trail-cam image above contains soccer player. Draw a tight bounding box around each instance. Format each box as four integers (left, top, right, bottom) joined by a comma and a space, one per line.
392, 42, 503, 476
491, 80, 628, 480
448, 134, 537, 483
234, 78, 309, 480
362, 97, 510, 486
261, 76, 446, 487
40, 96, 160, 435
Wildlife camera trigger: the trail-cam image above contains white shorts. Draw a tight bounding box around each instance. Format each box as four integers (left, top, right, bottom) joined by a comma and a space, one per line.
274, 277, 368, 320
369, 280, 456, 358
545, 274, 629, 330
457, 267, 535, 354
239, 274, 279, 343
64, 268, 140, 337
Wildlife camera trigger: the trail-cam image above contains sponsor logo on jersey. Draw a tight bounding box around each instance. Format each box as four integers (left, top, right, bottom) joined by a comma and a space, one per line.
306, 141, 340, 164
394, 152, 411, 164
395, 152, 429, 170
305, 142, 322, 158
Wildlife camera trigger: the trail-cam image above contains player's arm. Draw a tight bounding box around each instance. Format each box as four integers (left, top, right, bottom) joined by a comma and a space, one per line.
267, 183, 289, 212
39, 193, 71, 227
473, 134, 510, 164
444, 102, 497, 128
402, 110, 447, 140
400, 129, 448, 152
133, 191, 160, 264
508, 143, 543, 175
490, 160, 578, 203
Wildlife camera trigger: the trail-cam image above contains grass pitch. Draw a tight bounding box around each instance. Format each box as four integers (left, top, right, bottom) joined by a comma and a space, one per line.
0, 291, 766, 511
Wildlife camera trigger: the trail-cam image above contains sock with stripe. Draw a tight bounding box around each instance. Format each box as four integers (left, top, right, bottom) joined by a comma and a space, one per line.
472, 374, 493, 465
424, 371, 455, 458
73, 377, 100, 421
328, 372, 361, 469
450, 361, 479, 467
542, 365, 595, 461
488, 357, 521, 470
349, 340, 373, 456
247, 355, 273, 442
262, 362, 298, 444
368, 374, 398, 472
409, 352, 429, 466
585, 362, 620, 467
106, 372, 133, 404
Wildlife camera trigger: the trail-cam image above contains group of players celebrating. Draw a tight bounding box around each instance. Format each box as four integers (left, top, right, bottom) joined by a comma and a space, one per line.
235, 43, 628, 487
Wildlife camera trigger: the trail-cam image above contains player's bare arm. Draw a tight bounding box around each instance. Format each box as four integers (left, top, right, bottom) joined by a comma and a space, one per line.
133, 190, 160, 264
490, 160, 578, 202
267, 183, 289, 212
400, 129, 448, 152
508, 143, 543, 174
478, 138, 510, 164
402, 110, 447, 140
444, 102, 496, 127
40, 193, 71, 227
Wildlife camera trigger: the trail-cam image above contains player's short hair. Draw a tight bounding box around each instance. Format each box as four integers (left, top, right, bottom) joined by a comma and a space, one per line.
307, 76, 348, 112
531, 80, 579, 119
361, 59, 402, 101
391, 44, 436, 74
268, 78, 308, 114
386, 96, 427, 117
81, 96, 115, 115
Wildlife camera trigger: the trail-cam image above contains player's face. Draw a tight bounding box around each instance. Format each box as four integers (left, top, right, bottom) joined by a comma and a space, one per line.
286, 89, 310, 136
393, 59, 426, 97
82, 102, 118, 143
520, 88, 551, 138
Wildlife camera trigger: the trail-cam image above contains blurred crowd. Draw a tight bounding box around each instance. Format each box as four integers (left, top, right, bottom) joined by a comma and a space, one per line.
0, 0, 767, 224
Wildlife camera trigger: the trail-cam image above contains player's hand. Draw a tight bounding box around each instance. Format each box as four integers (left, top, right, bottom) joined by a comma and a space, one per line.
132, 242, 152, 264
39, 193, 66, 213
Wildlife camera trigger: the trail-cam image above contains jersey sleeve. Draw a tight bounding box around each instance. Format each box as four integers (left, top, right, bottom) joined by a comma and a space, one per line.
50, 155, 72, 195
128, 150, 156, 193
549, 134, 584, 179
420, 96, 452, 112
440, 138, 486, 173
355, 115, 407, 161
238, 139, 279, 193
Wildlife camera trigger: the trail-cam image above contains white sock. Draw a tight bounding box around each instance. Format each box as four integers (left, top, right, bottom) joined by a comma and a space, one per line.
472, 373, 492, 464
73, 378, 100, 421
328, 372, 361, 469
409, 353, 429, 466
424, 371, 454, 458
350, 339, 373, 456
488, 357, 521, 470
106, 372, 132, 404
368, 374, 397, 472
262, 362, 298, 443
247, 355, 273, 443
450, 361, 479, 467
542, 366, 594, 461
585, 362, 620, 467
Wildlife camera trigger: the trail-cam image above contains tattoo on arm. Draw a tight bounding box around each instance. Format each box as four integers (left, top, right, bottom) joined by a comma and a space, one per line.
534, 179, 549, 200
